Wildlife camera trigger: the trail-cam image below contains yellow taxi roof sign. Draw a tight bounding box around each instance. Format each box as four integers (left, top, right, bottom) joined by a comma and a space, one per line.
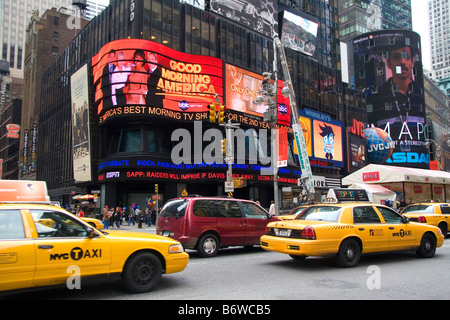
325, 188, 370, 203
0, 180, 50, 203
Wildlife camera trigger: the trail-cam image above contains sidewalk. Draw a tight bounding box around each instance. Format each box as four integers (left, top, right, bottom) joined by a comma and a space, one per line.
102, 223, 157, 234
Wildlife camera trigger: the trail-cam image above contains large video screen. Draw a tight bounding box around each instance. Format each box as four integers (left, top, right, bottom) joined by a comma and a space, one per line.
351, 30, 428, 169
209, 0, 278, 38
298, 109, 344, 168
281, 11, 318, 57
225, 64, 291, 126
92, 39, 224, 116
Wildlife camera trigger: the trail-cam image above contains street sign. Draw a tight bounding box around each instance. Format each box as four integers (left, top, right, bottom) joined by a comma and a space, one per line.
224, 181, 234, 192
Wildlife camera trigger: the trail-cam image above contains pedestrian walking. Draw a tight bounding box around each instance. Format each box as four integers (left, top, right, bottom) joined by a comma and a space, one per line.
127, 204, 135, 225
109, 207, 116, 228
145, 207, 152, 226
102, 205, 110, 229
137, 208, 144, 229
114, 206, 122, 228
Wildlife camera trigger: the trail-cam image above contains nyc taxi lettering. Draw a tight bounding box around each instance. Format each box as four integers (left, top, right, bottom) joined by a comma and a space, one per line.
392, 229, 412, 237
50, 247, 102, 261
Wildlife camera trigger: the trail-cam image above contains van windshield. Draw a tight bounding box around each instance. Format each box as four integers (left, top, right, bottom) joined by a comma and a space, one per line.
160, 199, 188, 218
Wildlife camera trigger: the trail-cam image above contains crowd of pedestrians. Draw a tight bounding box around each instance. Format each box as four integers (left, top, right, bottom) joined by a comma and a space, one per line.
102, 204, 159, 229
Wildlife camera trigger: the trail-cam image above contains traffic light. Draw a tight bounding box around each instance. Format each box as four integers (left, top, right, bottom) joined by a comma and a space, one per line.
221, 139, 227, 155
218, 104, 225, 123
233, 177, 245, 188
208, 103, 216, 123
155, 183, 158, 193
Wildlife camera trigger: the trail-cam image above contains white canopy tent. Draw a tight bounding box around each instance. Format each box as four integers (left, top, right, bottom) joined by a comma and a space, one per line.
342, 164, 450, 202
342, 164, 450, 185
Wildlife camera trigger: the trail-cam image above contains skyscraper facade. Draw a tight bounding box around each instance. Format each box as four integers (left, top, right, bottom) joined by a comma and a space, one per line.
36, 0, 345, 207
339, 0, 413, 43
0, 0, 73, 78
428, 0, 450, 81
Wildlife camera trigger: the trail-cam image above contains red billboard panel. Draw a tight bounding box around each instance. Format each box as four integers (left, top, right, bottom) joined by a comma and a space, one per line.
92, 39, 224, 116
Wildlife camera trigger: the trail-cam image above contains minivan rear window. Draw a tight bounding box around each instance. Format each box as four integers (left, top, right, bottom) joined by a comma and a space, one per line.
160, 199, 188, 217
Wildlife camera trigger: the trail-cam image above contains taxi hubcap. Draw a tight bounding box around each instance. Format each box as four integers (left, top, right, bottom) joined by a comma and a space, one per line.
424, 239, 432, 252
135, 261, 154, 284
346, 248, 354, 260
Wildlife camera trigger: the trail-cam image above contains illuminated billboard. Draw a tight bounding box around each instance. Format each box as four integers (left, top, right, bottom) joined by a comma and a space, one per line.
209, 0, 278, 38
281, 11, 318, 57
350, 30, 428, 168
71, 64, 92, 183
225, 64, 291, 126
92, 39, 224, 120
92, 39, 291, 128
297, 109, 344, 168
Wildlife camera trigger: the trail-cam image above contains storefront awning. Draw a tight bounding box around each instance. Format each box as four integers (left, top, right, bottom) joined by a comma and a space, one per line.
342, 164, 450, 186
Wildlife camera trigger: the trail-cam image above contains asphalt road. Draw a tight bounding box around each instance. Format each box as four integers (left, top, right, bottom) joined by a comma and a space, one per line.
5, 225, 450, 301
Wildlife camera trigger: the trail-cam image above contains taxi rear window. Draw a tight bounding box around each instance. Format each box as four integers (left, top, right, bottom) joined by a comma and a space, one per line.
296, 206, 342, 222
0, 210, 25, 239
402, 205, 434, 214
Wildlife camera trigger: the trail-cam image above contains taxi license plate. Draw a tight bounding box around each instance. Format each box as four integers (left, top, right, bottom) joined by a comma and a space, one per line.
163, 230, 170, 237
279, 229, 291, 237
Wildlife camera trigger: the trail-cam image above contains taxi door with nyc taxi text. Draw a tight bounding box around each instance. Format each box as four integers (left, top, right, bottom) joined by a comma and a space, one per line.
352, 206, 391, 253
376, 206, 416, 250
30, 209, 111, 287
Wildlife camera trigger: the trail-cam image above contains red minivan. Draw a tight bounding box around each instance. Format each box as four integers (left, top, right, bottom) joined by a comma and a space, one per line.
156, 197, 281, 257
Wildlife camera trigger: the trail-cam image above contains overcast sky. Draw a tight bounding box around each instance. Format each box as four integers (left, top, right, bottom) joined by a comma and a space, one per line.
411, 0, 431, 70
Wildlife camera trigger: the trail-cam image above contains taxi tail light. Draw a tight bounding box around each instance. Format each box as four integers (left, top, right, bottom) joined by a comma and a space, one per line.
417, 216, 427, 223
301, 226, 316, 239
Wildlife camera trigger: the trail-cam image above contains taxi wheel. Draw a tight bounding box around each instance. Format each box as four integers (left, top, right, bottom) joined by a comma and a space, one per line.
122, 252, 162, 293
335, 238, 361, 268
197, 233, 219, 258
416, 233, 436, 258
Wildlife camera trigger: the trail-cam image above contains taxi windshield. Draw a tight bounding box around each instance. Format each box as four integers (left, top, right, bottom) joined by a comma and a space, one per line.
296, 206, 342, 222
402, 205, 434, 214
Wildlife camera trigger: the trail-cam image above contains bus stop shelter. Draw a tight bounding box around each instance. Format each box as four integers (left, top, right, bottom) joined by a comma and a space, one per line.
342, 164, 450, 203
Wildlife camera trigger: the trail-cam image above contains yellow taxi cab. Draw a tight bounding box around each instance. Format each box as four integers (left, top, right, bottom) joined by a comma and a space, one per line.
260, 190, 444, 267
278, 206, 307, 221
80, 217, 104, 230
401, 203, 450, 237
0, 180, 189, 294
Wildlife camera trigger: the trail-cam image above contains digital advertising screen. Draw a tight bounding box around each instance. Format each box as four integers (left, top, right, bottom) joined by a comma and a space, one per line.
225, 64, 291, 127
297, 109, 344, 168
281, 10, 318, 57
92, 39, 224, 122
209, 0, 278, 38
350, 30, 428, 169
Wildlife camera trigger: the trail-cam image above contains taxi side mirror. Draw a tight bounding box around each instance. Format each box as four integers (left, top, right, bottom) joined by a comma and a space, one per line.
401, 216, 410, 223
86, 227, 99, 238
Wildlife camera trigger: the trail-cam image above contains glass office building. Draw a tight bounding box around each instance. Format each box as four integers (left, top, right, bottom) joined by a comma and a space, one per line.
339, 0, 413, 43
37, 0, 344, 209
